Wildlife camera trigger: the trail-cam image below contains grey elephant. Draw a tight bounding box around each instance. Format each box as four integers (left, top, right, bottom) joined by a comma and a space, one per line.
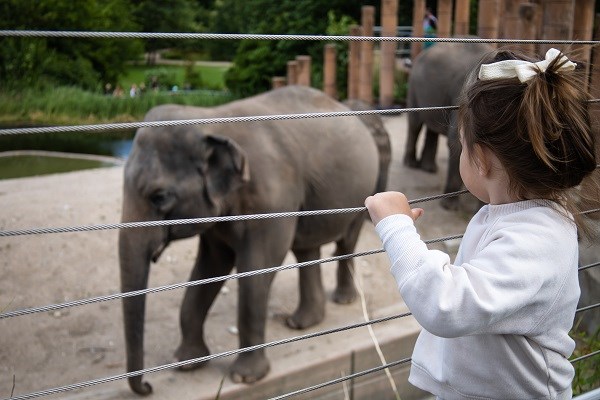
118, 85, 382, 395
404, 41, 493, 209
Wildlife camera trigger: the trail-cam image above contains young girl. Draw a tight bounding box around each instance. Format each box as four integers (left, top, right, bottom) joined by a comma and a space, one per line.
365, 48, 597, 399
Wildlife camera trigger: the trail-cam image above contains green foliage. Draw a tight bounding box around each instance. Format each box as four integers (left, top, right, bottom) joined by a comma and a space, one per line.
223, 0, 372, 97
131, 0, 201, 57
571, 325, 600, 395
0, 0, 143, 90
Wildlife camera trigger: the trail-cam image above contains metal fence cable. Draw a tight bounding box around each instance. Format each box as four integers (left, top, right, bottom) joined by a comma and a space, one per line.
2, 312, 412, 400
269, 358, 413, 400
0, 233, 465, 320
1, 100, 598, 136
0, 190, 469, 237
2, 30, 600, 46
570, 349, 600, 364
575, 302, 600, 314
0, 106, 456, 136
579, 261, 600, 272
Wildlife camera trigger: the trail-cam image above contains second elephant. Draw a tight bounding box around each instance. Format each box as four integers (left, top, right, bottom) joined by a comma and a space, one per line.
404, 41, 493, 209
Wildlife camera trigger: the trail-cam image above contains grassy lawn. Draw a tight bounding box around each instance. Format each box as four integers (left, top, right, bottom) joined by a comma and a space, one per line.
118, 62, 231, 92
0, 62, 234, 127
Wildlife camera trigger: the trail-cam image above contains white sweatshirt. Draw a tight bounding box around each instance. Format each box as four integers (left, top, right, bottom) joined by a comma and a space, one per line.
375, 200, 580, 400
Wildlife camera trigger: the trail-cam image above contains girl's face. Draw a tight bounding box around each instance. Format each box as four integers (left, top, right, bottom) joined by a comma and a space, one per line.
459, 130, 490, 204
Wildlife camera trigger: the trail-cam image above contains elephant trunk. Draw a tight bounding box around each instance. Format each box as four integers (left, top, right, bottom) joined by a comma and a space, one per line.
119, 227, 161, 396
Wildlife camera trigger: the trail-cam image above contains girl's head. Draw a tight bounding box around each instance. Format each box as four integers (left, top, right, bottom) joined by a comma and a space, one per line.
458, 48, 597, 204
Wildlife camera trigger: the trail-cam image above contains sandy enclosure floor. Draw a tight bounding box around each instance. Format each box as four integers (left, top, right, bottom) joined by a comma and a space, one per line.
0, 115, 476, 400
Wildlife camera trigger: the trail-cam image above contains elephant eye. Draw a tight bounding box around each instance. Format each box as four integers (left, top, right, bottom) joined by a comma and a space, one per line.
149, 189, 171, 208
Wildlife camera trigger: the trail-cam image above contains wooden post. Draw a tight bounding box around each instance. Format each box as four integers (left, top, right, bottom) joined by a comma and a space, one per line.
348, 25, 362, 100
590, 13, 600, 100
539, 0, 575, 55
380, 0, 398, 108
517, 3, 539, 55
271, 77, 286, 89
477, 0, 500, 46
454, 0, 470, 36
411, 0, 425, 59
296, 55, 311, 86
324, 44, 337, 99
573, 0, 595, 89
359, 6, 375, 105
500, 0, 523, 44
437, 0, 453, 38
287, 61, 297, 85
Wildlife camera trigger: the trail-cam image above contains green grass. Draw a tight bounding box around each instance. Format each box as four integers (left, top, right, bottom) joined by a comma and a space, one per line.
0, 155, 113, 180
0, 63, 234, 127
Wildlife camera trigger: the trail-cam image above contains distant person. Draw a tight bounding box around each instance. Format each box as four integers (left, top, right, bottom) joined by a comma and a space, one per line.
365, 48, 597, 399
104, 83, 112, 96
129, 83, 138, 98
113, 85, 124, 98
150, 76, 159, 92
423, 7, 437, 49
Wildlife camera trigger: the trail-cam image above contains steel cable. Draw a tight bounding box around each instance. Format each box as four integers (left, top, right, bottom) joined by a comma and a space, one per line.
2, 30, 600, 46
2, 311, 413, 400
0, 232, 466, 320
0, 190, 469, 237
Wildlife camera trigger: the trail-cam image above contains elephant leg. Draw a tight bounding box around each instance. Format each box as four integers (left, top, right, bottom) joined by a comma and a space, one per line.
419, 127, 439, 173
175, 235, 235, 370
441, 115, 463, 210
403, 112, 423, 169
286, 246, 326, 329
231, 270, 276, 383
230, 220, 295, 383
332, 213, 364, 304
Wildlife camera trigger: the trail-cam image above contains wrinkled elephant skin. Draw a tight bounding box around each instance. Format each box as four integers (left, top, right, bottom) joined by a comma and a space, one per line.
118, 85, 381, 394
404, 40, 493, 209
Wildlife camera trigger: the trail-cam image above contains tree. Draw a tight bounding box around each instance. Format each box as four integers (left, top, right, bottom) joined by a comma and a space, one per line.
222, 0, 378, 97
131, 0, 200, 64
0, 0, 142, 90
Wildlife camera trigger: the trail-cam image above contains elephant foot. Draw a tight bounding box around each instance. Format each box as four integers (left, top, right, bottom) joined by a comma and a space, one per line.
403, 155, 420, 169
230, 352, 270, 384
440, 196, 460, 211
419, 161, 438, 173
174, 342, 210, 371
286, 306, 325, 329
332, 285, 357, 304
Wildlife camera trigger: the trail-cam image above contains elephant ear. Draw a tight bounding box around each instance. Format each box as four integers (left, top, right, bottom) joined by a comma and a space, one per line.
201, 134, 250, 204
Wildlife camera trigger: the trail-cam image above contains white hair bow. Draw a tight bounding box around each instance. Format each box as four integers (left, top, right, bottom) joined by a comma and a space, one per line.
478, 48, 576, 82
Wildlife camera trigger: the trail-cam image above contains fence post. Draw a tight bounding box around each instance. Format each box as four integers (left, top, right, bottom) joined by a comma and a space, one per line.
287, 60, 298, 85
324, 44, 337, 99
454, 0, 470, 36
573, 0, 595, 90
517, 3, 539, 55
437, 0, 453, 38
348, 25, 362, 100
590, 14, 600, 100
411, 0, 425, 60
539, 0, 575, 55
380, 0, 398, 108
296, 55, 311, 86
478, 0, 500, 47
359, 5, 375, 105
271, 77, 286, 89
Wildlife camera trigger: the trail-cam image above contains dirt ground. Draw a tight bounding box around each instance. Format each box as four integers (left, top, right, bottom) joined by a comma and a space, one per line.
0, 115, 478, 400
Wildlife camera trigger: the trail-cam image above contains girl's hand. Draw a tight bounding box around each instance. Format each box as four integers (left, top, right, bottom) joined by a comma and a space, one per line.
364, 192, 424, 225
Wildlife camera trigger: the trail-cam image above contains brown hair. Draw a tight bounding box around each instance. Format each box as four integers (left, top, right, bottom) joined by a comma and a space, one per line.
458, 48, 598, 235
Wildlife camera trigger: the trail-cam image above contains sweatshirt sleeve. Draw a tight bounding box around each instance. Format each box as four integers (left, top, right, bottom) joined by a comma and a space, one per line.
375, 211, 576, 338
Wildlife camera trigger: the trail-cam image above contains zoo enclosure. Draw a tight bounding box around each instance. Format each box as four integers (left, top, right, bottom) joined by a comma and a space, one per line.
1, 1, 600, 399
